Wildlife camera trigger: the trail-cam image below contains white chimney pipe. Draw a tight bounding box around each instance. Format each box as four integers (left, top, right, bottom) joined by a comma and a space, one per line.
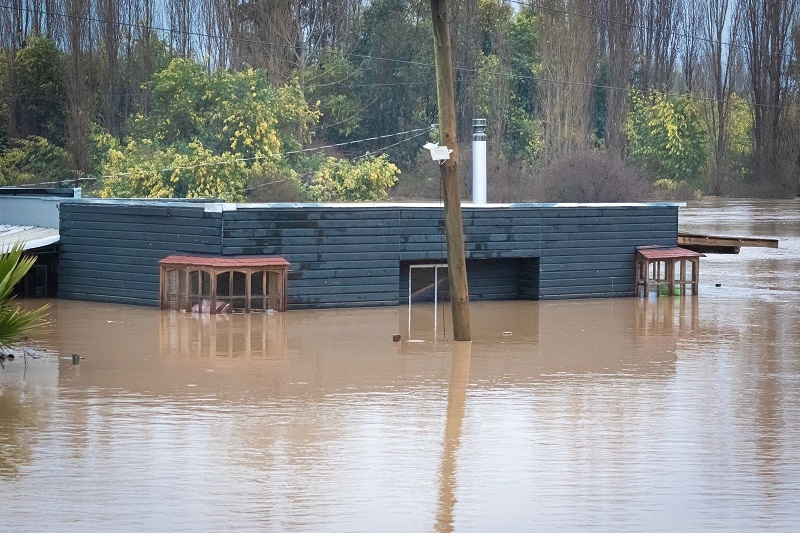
472, 118, 487, 204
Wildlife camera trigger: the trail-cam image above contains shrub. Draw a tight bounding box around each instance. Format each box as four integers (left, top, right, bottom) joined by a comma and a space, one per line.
534, 150, 656, 202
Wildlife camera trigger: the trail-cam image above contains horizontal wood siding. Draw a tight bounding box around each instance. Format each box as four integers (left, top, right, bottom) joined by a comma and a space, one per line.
59, 202, 223, 306
534, 206, 677, 299
58, 201, 677, 308
223, 207, 401, 309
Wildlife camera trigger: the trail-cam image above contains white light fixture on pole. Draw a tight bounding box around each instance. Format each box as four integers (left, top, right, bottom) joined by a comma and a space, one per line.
423, 142, 453, 163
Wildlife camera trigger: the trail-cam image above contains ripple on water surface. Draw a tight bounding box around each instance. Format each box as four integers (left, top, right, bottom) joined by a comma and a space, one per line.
1, 199, 799, 531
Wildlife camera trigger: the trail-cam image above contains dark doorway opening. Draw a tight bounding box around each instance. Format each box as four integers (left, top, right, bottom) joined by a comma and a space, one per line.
400, 257, 539, 303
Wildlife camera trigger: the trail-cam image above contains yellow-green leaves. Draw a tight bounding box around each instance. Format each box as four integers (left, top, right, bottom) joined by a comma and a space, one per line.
95, 58, 399, 202
308, 154, 400, 202
626, 91, 707, 187
98, 59, 317, 201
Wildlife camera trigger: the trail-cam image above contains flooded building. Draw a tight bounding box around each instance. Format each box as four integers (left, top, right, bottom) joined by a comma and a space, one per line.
0, 188, 80, 297
56, 199, 679, 309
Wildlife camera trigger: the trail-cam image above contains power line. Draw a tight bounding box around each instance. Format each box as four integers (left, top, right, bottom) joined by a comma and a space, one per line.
0, 3, 435, 70
236, 126, 432, 197
2, 3, 798, 125
3, 0, 790, 72
2, 1, 796, 114
16, 125, 436, 189
509, 0, 794, 63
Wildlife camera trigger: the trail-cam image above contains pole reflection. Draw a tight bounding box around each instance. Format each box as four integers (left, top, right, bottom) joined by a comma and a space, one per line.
436, 341, 472, 533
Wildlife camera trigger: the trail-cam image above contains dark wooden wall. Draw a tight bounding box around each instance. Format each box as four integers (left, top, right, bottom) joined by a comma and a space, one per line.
59, 201, 677, 308
59, 202, 223, 306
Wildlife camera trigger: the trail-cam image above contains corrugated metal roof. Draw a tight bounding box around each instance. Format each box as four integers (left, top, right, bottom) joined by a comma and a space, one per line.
0, 225, 60, 253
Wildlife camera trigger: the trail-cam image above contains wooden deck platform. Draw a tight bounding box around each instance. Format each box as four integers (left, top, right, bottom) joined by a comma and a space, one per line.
678, 232, 779, 254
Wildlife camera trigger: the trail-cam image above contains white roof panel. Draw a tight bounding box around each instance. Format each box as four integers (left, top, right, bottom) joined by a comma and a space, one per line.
0, 225, 60, 253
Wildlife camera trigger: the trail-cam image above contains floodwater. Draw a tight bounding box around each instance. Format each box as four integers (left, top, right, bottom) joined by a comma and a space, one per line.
1, 199, 799, 532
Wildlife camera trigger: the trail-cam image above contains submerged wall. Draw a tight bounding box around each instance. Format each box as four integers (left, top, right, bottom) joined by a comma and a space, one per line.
59, 201, 678, 309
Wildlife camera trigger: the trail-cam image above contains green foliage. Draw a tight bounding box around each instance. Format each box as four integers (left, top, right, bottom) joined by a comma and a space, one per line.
350, 0, 436, 166
508, 8, 538, 114
506, 105, 544, 164
98, 59, 319, 201
305, 51, 364, 138
95, 58, 399, 202
505, 8, 543, 163
0, 52, 8, 148
308, 153, 400, 202
0, 136, 72, 186
128, 59, 317, 157
479, 0, 514, 55
626, 91, 708, 186
475, 53, 502, 120
0, 244, 48, 351
87, 124, 120, 177
98, 138, 249, 200
9, 34, 67, 145
726, 94, 754, 183
653, 178, 702, 201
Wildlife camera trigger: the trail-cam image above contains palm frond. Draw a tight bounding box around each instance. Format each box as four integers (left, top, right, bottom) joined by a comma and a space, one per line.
0, 243, 49, 349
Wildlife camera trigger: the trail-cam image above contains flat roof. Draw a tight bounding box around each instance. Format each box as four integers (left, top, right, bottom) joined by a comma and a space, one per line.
59, 198, 685, 211
0, 225, 59, 253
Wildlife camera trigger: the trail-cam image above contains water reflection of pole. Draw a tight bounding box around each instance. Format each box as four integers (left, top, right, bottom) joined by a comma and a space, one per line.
435, 341, 471, 532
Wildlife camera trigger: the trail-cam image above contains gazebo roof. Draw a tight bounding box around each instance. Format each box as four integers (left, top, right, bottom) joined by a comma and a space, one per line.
635, 246, 704, 260
159, 255, 289, 268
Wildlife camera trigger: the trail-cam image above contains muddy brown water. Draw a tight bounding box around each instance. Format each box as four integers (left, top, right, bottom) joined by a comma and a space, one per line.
1, 199, 799, 531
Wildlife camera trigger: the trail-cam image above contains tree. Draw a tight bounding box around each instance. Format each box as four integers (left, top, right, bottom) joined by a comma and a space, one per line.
305, 50, 364, 139
0, 244, 48, 357
97, 59, 319, 201
451, 0, 481, 136
7, 34, 67, 146
537, 0, 598, 164
95, 57, 401, 202
475, 0, 514, 153
601, 0, 639, 156
0, 136, 72, 187
308, 153, 400, 201
63, 0, 94, 173
741, 0, 798, 192
700, 0, 742, 195
349, 0, 436, 165
680, 0, 703, 93
506, 8, 543, 163
636, 0, 680, 91
626, 91, 708, 188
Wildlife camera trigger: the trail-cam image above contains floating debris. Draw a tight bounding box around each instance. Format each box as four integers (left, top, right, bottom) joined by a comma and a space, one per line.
23, 347, 41, 359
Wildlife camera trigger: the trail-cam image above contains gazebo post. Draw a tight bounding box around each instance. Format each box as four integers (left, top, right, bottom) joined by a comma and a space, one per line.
210, 268, 218, 314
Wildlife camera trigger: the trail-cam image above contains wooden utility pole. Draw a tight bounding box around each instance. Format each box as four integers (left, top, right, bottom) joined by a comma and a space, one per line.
430, 0, 471, 341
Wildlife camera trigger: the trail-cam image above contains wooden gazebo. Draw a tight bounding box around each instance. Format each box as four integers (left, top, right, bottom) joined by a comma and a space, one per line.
635, 246, 704, 297
159, 255, 289, 313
